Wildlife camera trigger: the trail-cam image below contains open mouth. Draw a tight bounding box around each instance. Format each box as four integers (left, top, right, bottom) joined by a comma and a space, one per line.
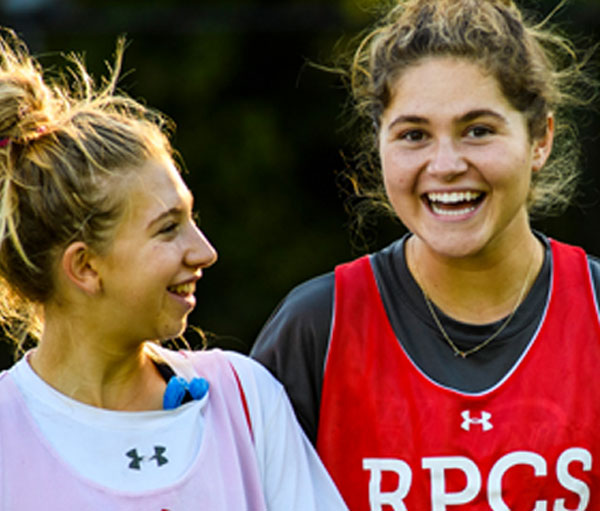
167, 282, 195, 296
424, 191, 485, 217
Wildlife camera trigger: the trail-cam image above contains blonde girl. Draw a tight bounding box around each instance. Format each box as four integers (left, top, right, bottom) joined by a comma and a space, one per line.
0, 29, 347, 510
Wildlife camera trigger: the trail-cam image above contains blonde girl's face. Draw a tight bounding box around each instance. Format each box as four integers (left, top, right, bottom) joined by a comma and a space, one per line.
93, 157, 217, 344
378, 56, 552, 260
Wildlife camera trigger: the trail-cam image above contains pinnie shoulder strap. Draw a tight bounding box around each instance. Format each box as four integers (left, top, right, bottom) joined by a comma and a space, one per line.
151, 345, 254, 441
229, 361, 254, 442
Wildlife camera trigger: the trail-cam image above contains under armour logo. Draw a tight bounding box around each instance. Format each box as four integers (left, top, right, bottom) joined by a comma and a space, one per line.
461, 410, 493, 431
126, 446, 169, 470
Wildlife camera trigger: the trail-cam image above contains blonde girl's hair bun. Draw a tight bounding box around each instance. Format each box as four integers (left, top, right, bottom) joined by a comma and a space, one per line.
0, 28, 54, 148
0, 28, 175, 354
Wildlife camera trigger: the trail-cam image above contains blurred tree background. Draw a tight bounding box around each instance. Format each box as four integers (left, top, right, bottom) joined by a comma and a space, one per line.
0, 0, 598, 367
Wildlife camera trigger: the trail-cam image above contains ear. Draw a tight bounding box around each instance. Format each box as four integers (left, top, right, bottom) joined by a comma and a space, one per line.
61, 241, 101, 295
531, 114, 554, 172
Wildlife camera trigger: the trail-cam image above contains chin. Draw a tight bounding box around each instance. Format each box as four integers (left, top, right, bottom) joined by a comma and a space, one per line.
438, 241, 484, 258
415, 230, 485, 259
430, 217, 503, 253
156, 319, 189, 342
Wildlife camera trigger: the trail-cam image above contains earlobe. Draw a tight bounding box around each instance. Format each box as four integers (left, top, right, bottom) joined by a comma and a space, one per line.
61, 242, 100, 295
532, 114, 555, 172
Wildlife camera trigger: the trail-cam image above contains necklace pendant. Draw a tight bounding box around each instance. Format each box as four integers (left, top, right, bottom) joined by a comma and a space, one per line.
459, 351, 467, 359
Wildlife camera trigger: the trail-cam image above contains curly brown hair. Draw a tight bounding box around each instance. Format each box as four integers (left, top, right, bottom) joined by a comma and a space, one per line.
339, 0, 597, 232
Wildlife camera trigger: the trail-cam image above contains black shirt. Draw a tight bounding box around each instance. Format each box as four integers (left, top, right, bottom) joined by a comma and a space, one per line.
250, 233, 600, 444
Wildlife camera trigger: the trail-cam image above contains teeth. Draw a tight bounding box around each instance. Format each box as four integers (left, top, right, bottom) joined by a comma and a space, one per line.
430, 203, 478, 216
427, 191, 481, 204
168, 282, 194, 295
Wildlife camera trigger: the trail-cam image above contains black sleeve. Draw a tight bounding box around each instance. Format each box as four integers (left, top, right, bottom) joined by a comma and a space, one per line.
250, 272, 334, 445
588, 255, 600, 310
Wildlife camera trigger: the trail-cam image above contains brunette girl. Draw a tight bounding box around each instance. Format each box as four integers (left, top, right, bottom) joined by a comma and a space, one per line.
251, 1, 599, 509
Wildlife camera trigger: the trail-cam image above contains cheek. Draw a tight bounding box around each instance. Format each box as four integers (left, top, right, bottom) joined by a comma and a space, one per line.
480, 151, 532, 190
381, 151, 419, 196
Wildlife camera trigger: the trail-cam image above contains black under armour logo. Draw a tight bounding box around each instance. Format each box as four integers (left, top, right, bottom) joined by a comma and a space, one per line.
126, 446, 169, 470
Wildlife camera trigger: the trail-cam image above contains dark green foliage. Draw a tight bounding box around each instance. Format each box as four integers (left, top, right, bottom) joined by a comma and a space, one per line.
0, 0, 598, 366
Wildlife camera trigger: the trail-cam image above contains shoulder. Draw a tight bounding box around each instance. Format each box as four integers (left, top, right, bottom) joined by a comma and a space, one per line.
250, 272, 335, 368
155, 346, 289, 440
224, 351, 288, 430
225, 351, 285, 406
153, 344, 283, 399
548, 235, 600, 285
547, 236, 600, 307
224, 351, 349, 511
587, 253, 600, 305
249, 272, 334, 443
223, 352, 294, 461
268, 273, 335, 326
0, 369, 16, 410
0, 369, 10, 387
588, 253, 600, 281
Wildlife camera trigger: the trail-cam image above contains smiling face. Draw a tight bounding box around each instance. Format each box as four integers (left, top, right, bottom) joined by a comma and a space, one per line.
379, 57, 552, 260
94, 157, 217, 343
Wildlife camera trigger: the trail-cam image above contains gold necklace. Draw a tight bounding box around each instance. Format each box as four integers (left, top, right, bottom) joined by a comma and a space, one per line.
417, 253, 536, 359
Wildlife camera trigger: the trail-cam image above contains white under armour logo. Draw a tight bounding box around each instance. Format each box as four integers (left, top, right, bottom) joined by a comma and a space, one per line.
461, 410, 493, 431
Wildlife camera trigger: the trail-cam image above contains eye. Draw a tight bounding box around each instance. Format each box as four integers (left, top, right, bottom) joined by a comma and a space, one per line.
465, 125, 494, 139
159, 221, 180, 235
399, 129, 428, 143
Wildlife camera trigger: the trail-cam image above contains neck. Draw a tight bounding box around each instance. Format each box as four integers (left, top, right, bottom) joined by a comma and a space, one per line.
406, 231, 544, 324
30, 313, 165, 411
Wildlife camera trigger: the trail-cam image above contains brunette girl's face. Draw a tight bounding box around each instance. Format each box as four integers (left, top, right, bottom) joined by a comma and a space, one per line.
378, 56, 552, 260
93, 157, 217, 343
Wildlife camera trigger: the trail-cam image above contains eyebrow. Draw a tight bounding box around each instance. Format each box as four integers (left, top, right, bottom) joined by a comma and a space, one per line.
386, 109, 508, 131
146, 207, 182, 230
146, 188, 195, 231
387, 115, 429, 130
460, 109, 507, 124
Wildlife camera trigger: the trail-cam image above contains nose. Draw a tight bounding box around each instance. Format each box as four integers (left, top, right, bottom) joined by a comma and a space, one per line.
427, 138, 468, 179
186, 223, 218, 270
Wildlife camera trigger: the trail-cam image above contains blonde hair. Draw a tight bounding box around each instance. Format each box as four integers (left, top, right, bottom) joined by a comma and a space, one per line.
340, 0, 597, 229
0, 29, 175, 350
